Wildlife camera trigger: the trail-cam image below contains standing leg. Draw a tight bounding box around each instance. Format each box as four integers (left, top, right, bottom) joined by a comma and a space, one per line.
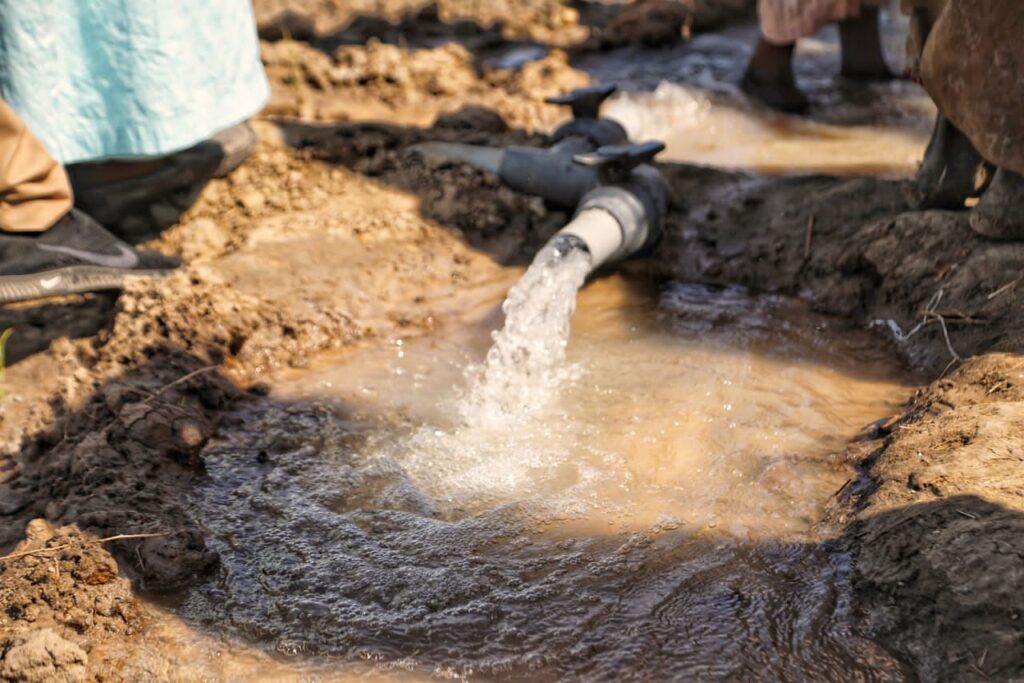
0, 99, 72, 233
741, 37, 810, 113
0, 99, 178, 304
900, 0, 990, 210
903, 115, 991, 210
838, 5, 894, 80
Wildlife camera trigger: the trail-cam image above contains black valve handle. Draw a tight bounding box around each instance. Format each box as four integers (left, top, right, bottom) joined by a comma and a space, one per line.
573, 141, 665, 183
545, 83, 618, 120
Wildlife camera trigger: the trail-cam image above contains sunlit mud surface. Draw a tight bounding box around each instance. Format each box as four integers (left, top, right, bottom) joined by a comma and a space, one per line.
175, 275, 913, 680
579, 16, 935, 175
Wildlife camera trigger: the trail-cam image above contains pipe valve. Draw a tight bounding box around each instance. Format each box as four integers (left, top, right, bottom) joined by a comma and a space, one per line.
574, 140, 665, 183
550, 141, 669, 270
545, 83, 618, 120
546, 84, 628, 150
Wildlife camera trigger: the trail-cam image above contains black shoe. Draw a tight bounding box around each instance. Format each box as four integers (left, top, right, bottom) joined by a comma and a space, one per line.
740, 71, 810, 114
741, 39, 809, 114
0, 209, 179, 304
209, 121, 258, 178
67, 122, 257, 226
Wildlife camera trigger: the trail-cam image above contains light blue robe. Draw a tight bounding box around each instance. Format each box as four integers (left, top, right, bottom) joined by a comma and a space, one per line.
0, 0, 269, 164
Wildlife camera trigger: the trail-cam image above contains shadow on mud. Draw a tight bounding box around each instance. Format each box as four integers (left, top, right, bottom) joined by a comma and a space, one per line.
0, 294, 118, 367
843, 494, 1024, 680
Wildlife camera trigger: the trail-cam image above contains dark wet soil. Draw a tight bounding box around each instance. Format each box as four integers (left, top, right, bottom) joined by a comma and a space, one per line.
2, 1, 1023, 680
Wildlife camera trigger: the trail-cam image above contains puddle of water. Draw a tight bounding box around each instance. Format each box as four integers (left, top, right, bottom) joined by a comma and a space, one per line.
577, 9, 935, 176
604, 82, 929, 176
175, 275, 912, 680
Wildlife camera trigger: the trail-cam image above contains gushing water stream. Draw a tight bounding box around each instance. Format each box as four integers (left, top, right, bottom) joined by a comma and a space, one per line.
459, 244, 591, 427
396, 245, 592, 509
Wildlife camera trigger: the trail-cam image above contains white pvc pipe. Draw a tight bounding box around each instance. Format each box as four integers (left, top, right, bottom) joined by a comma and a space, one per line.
556, 208, 625, 270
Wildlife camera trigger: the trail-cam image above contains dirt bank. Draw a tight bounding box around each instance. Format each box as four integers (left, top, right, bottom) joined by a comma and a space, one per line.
642, 166, 1024, 680
251, 0, 756, 50
2, 7, 1022, 680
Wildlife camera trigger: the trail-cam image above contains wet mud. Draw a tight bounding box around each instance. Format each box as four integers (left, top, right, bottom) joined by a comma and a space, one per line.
1, 1, 1023, 680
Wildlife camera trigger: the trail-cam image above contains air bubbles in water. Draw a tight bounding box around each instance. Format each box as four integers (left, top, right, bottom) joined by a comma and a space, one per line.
459, 243, 592, 428
385, 243, 594, 508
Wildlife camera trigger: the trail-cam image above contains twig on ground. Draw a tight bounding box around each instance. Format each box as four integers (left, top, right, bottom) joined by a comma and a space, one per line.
0, 531, 173, 563
987, 278, 1021, 301
938, 356, 961, 379
141, 365, 218, 405
923, 310, 962, 362
803, 214, 815, 259
870, 288, 963, 363
924, 307, 985, 324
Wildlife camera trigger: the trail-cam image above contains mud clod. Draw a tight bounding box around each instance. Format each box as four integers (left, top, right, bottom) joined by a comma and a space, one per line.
0, 522, 143, 681
0, 629, 88, 683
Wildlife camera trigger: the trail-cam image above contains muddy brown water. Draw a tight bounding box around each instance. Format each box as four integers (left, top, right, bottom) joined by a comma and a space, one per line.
604, 83, 929, 176
155, 275, 913, 680
578, 12, 934, 177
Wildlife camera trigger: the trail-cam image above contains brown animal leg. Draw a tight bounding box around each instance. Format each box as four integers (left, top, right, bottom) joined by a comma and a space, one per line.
970, 168, 1024, 240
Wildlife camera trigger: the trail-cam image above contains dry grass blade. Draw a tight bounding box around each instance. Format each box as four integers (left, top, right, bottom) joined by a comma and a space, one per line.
0, 531, 173, 563
0, 328, 12, 394
987, 278, 1021, 301
803, 214, 815, 259
141, 366, 218, 405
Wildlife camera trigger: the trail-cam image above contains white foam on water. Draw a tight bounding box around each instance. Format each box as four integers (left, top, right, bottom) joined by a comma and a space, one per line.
382, 244, 595, 508
459, 244, 592, 427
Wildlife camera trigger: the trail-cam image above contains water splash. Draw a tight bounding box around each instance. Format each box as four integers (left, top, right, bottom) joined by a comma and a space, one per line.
389, 243, 594, 508
459, 244, 592, 428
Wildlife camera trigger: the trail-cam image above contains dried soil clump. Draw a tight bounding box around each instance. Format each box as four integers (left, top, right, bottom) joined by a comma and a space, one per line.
582, 0, 694, 50
0, 521, 142, 682
252, 0, 755, 49
261, 38, 589, 129
254, 0, 585, 46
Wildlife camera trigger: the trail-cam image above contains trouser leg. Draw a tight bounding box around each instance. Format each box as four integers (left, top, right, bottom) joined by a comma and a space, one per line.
0, 98, 72, 233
